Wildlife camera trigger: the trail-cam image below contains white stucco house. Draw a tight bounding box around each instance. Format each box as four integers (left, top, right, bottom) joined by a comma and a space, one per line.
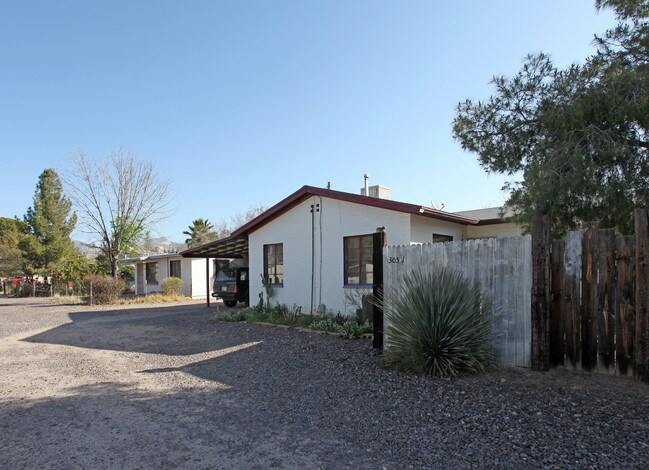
181, 185, 521, 313
120, 253, 215, 299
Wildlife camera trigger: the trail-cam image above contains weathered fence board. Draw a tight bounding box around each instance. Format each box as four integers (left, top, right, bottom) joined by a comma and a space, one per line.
563, 231, 582, 369
384, 235, 532, 368
531, 216, 551, 371
615, 236, 635, 376
597, 229, 616, 373
581, 223, 598, 372
634, 209, 649, 382
550, 240, 565, 367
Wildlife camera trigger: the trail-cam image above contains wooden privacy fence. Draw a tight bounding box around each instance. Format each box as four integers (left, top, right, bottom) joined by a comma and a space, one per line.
382, 235, 532, 367
532, 210, 649, 382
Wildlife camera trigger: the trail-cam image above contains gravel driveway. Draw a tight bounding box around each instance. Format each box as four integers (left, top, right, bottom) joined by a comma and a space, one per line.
1, 296, 648, 469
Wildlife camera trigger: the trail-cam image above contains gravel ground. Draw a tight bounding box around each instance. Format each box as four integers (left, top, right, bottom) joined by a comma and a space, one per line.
0, 296, 648, 469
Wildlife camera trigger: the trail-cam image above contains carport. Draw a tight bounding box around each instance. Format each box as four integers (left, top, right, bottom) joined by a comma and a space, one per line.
180, 234, 249, 307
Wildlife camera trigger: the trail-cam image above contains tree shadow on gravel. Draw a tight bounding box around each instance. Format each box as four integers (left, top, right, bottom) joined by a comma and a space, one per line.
22, 304, 255, 356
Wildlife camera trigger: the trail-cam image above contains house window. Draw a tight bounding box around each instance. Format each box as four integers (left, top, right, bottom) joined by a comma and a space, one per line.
170, 260, 181, 278
433, 233, 453, 243
263, 243, 284, 285
344, 234, 373, 286
145, 262, 158, 285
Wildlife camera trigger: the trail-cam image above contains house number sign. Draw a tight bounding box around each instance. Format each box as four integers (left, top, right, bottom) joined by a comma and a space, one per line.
388, 256, 405, 264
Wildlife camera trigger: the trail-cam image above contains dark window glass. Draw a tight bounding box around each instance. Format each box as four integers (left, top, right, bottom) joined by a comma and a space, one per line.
145, 262, 158, 284
433, 233, 453, 243
344, 235, 373, 285
263, 243, 284, 285
170, 260, 181, 278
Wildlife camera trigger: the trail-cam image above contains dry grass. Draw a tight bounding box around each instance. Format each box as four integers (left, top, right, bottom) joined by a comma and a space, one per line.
51, 294, 86, 305
51, 292, 196, 305
117, 293, 194, 304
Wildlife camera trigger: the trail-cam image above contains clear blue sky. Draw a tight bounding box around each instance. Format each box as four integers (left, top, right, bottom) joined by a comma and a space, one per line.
1, 0, 617, 242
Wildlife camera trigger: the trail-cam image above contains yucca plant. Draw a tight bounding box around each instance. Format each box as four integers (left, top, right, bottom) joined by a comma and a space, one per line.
382, 267, 493, 378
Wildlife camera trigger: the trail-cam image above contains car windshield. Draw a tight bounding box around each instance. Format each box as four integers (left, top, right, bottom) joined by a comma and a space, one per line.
215, 269, 236, 282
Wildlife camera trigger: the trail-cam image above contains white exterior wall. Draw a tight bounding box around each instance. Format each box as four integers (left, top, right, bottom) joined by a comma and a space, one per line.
131, 256, 213, 298
180, 258, 193, 297
249, 196, 412, 315
466, 222, 522, 239
140, 260, 166, 295
189, 258, 214, 299
409, 215, 465, 244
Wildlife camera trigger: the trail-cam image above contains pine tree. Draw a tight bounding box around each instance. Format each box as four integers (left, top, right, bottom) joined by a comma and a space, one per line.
453, 0, 649, 236
20, 169, 77, 273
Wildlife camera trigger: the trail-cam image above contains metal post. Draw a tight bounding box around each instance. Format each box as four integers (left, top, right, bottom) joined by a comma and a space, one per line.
372, 231, 386, 351
206, 257, 211, 307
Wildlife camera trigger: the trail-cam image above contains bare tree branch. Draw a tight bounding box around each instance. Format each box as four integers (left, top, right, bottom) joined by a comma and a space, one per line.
63, 149, 174, 276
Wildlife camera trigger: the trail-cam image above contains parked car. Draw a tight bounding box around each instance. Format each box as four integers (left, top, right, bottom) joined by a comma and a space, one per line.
212, 267, 249, 307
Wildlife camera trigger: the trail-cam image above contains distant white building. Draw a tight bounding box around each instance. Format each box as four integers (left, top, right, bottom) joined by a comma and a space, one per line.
181, 185, 521, 313
120, 253, 215, 299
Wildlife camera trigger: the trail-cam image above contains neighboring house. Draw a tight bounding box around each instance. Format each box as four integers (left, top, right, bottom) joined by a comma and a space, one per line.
181, 185, 521, 313
120, 253, 215, 299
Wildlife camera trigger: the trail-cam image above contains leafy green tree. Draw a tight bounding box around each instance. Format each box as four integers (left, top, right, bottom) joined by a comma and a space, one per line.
183, 218, 217, 248
0, 217, 27, 277
453, 0, 649, 236
60, 249, 93, 287
19, 169, 77, 273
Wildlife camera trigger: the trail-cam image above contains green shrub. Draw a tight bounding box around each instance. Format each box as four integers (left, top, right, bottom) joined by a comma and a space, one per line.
336, 319, 372, 339
382, 267, 492, 378
83, 274, 125, 304
309, 313, 372, 338
309, 317, 338, 332
216, 309, 249, 322
161, 276, 184, 296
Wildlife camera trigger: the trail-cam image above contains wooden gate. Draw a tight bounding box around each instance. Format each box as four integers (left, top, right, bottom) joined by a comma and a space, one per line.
532, 209, 649, 382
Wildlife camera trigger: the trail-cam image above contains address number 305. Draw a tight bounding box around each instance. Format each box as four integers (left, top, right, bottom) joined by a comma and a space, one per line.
388, 256, 404, 264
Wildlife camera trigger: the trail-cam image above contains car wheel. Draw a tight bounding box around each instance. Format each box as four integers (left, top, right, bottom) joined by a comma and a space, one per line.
224, 300, 237, 308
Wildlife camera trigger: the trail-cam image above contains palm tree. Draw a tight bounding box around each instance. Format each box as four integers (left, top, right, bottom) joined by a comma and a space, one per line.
183, 218, 217, 248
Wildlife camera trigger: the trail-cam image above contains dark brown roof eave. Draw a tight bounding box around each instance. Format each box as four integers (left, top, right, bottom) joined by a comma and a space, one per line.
475, 217, 513, 226
229, 185, 483, 236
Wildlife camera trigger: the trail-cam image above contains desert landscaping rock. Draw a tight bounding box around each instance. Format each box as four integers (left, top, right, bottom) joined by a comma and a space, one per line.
1, 296, 648, 469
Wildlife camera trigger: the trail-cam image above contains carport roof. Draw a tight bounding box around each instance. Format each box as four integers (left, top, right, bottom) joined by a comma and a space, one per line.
180, 234, 248, 259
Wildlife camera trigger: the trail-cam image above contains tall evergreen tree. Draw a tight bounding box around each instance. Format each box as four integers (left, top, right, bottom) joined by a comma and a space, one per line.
453, 0, 649, 236
19, 169, 77, 273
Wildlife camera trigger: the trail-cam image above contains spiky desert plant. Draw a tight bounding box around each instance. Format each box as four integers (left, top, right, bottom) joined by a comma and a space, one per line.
382, 267, 493, 377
